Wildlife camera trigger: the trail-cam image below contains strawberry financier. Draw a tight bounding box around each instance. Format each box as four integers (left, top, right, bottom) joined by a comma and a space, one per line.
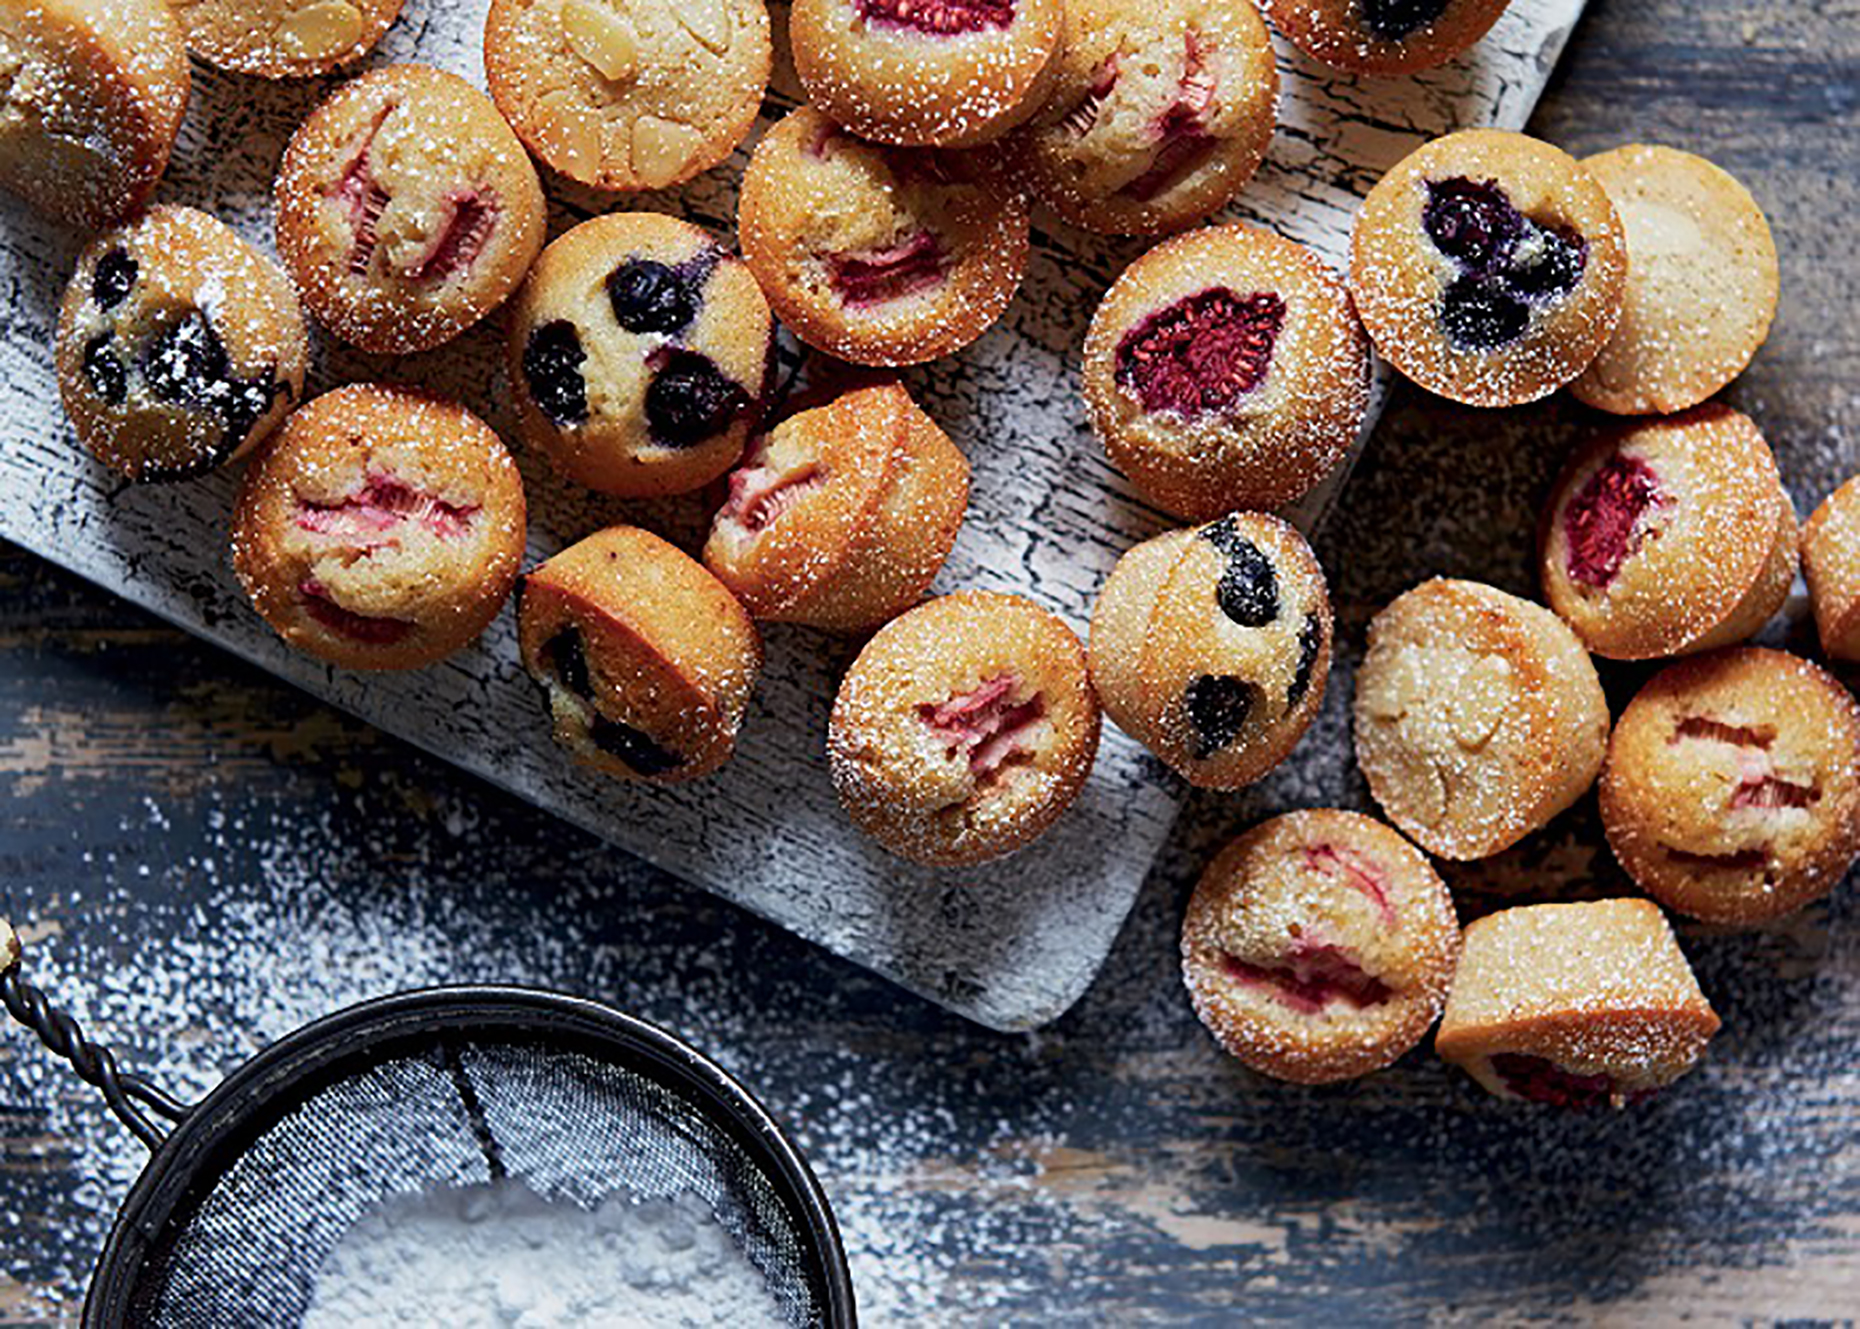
828, 591, 1100, 866
519, 527, 761, 785
1182, 810, 1461, 1085
1437, 900, 1721, 1108
703, 381, 969, 632
737, 105, 1029, 368
232, 385, 527, 671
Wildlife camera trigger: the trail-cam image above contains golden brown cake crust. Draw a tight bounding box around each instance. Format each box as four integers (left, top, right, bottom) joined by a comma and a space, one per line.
171, 0, 405, 78
1804, 475, 1860, 664
1261, 0, 1513, 76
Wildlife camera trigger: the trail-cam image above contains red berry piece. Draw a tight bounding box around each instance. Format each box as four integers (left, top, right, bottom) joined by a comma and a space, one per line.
1115, 288, 1287, 418
1223, 940, 1393, 1015
828, 230, 948, 310
855, 0, 1016, 36
1562, 452, 1664, 587
918, 674, 1045, 783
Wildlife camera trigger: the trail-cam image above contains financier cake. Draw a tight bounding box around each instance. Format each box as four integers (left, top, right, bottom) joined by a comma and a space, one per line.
519, 526, 762, 784
737, 105, 1029, 368
233, 385, 528, 671
510, 211, 774, 497
56, 205, 309, 482
703, 381, 970, 632
274, 64, 547, 354
1090, 513, 1332, 789
1010, 0, 1279, 236
1599, 647, 1860, 927
1539, 405, 1798, 661
1260, 0, 1514, 76
1351, 129, 1627, 407
1804, 476, 1860, 664
1082, 223, 1371, 520
1436, 899, 1721, 1108
790, 0, 1064, 149
170, 0, 404, 78
1181, 809, 1462, 1085
1354, 578, 1609, 861
828, 590, 1100, 867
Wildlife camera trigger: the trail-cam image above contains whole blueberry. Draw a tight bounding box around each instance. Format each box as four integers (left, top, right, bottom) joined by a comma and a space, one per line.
1185, 674, 1254, 759
1360, 0, 1451, 41
523, 320, 590, 426
91, 248, 138, 310
607, 259, 701, 335
645, 351, 748, 449
1202, 518, 1281, 628
217, 374, 283, 446
1287, 612, 1325, 708
141, 310, 230, 407
1423, 178, 1525, 270
1440, 275, 1530, 351
82, 334, 128, 405
542, 627, 594, 698
590, 715, 682, 777
1505, 223, 1587, 301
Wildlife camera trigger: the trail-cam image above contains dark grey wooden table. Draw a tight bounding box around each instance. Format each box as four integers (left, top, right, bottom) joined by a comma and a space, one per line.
4, 1, 1857, 1322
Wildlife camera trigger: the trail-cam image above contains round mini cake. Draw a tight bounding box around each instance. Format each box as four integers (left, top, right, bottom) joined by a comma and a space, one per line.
1804, 476, 1860, 664
1089, 513, 1332, 789
737, 106, 1030, 368
0, 0, 189, 232
1082, 224, 1371, 520
1571, 144, 1779, 416
56, 205, 309, 483
1180, 810, 1461, 1085
519, 526, 761, 785
509, 211, 773, 498
1599, 648, 1860, 927
1010, 0, 1278, 236
171, 0, 404, 77
1539, 405, 1798, 661
274, 64, 547, 355
790, 0, 1063, 149
1350, 129, 1627, 408
1354, 578, 1609, 861
828, 590, 1100, 867
483, 0, 770, 192
1436, 900, 1721, 1108
703, 381, 970, 631
232, 385, 527, 671
1260, 0, 1513, 76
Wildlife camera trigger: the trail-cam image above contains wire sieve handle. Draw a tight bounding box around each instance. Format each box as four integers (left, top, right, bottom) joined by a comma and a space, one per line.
0, 919, 191, 1150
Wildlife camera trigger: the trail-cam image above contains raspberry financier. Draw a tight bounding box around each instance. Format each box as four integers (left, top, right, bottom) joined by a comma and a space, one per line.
1540, 405, 1797, 661
1083, 224, 1371, 520
275, 64, 547, 354
738, 106, 1029, 368
790, 0, 1063, 149
1090, 513, 1332, 789
1600, 648, 1860, 927
1437, 900, 1721, 1108
57, 206, 308, 482
510, 212, 774, 497
704, 381, 970, 632
1351, 130, 1626, 407
1181, 810, 1461, 1085
233, 386, 527, 671
829, 591, 1100, 866
1805, 476, 1860, 663
1012, 0, 1278, 235
1261, 0, 1514, 76
172, 0, 405, 78
520, 527, 761, 785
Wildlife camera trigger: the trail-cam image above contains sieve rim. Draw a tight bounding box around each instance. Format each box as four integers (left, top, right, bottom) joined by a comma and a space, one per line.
83, 984, 858, 1328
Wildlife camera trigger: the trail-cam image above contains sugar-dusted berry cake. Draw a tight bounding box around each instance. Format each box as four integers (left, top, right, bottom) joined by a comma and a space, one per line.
57, 205, 308, 483
1010, 0, 1278, 236
737, 106, 1029, 368
1082, 224, 1371, 520
233, 385, 527, 671
1260, 0, 1514, 76
828, 590, 1100, 866
1181, 809, 1461, 1084
509, 211, 773, 498
1803, 476, 1860, 664
519, 526, 762, 784
1600, 647, 1860, 926
1090, 513, 1332, 789
1354, 578, 1609, 861
703, 380, 970, 632
173, 0, 404, 78
1539, 405, 1798, 661
274, 64, 546, 354
1351, 130, 1627, 407
1436, 899, 1721, 1107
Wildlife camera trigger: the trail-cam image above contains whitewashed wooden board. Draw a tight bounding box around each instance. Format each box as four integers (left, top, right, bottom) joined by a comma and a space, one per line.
0, 0, 1585, 1031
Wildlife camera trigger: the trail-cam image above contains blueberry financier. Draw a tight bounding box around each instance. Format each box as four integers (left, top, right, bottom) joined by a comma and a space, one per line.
828, 590, 1101, 866
1181, 809, 1461, 1085
233, 385, 528, 671
737, 106, 1029, 368
1599, 648, 1860, 927
1436, 900, 1721, 1108
1261, 0, 1514, 76
510, 211, 774, 498
171, 0, 405, 78
274, 64, 547, 355
519, 526, 762, 784
703, 381, 970, 631
1090, 513, 1332, 789
1804, 476, 1860, 664
56, 205, 309, 482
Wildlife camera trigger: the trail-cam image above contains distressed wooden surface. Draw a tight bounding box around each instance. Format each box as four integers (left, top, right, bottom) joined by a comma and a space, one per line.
4, 0, 1860, 1323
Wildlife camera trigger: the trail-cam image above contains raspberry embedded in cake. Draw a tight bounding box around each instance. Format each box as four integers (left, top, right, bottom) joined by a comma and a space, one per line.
296, 472, 479, 546
919, 674, 1045, 785
1117, 32, 1218, 203
1222, 940, 1392, 1015
1114, 288, 1287, 418
299, 578, 415, 645
718, 449, 827, 534
1489, 1052, 1635, 1109
1562, 452, 1664, 587
828, 230, 949, 310
854, 0, 1016, 39
405, 189, 501, 282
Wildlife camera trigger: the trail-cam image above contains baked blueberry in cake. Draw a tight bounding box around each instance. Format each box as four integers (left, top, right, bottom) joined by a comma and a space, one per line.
1804, 475, 1860, 664
1261, 0, 1514, 76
